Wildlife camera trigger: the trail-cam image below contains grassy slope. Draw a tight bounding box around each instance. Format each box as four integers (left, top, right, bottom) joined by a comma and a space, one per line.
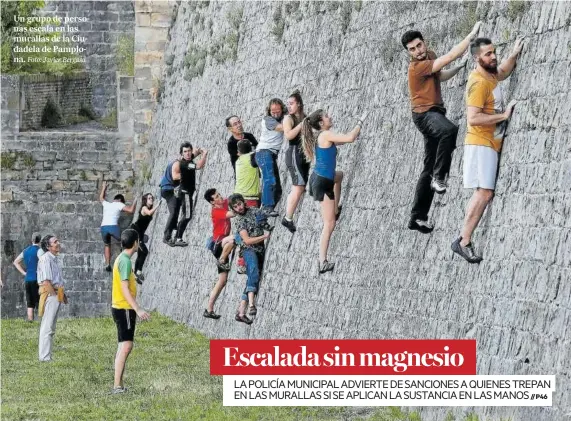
1, 314, 501, 421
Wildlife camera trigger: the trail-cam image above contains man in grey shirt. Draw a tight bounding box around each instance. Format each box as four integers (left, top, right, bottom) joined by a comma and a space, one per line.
37, 234, 67, 362
255, 98, 286, 217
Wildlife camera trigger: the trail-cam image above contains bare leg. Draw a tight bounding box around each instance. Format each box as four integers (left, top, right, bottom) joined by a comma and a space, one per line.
285, 185, 305, 219
460, 188, 494, 246
248, 291, 255, 308
104, 245, 111, 266
207, 272, 228, 313
219, 242, 234, 263
114, 341, 133, 388
27, 307, 34, 321
333, 171, 344, 215
319, 197, 337, 263
237, 299, 247, 317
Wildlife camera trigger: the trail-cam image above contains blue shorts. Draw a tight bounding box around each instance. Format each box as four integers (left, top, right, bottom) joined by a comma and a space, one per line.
101, 225, 121, 245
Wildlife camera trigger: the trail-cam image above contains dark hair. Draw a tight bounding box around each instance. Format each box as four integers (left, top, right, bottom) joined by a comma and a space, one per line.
225, 115, 239, 128
179, 141, 192, 155
288, 89, 304, 114
266, 98, 286, 117
301, 109, 325, 163
204, 188, 217, 203
40, 234, 55, 252
121, 228, 139, 249
401, 30, 423, 49
114, 194, 125, 203
237, 139, 252, 155
470, 37, 493, 56
141, 193, 153, 209
228, 193, 245, 209
32, 232, 41, 244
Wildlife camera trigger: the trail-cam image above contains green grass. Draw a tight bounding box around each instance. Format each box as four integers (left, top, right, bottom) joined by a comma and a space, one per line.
1, 316, 504, 421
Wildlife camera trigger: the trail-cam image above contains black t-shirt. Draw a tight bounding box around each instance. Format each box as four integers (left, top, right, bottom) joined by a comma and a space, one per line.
180, 155, 196, 193
227, 132, 258, 172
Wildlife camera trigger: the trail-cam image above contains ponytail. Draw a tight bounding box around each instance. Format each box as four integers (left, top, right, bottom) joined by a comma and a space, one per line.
301, 109, 324, 163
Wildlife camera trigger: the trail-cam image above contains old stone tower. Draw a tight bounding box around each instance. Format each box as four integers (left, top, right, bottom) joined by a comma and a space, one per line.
1, 2, 569, 420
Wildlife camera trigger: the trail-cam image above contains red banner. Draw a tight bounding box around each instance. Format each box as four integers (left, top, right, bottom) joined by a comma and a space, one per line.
210, 340, 476, 375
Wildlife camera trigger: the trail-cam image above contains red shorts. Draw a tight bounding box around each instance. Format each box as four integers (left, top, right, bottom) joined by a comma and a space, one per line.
245, 199, 259, 208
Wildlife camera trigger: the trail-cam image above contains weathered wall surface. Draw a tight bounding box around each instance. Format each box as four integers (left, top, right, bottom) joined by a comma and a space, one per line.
0, 130, 135, 318
138, 2, 570, 420
19, 73, 92, 131
43, 0, 135, 117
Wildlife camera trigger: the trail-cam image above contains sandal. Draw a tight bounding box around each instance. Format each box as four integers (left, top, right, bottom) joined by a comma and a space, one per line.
335, 205, 343, 221
235, 313, 253, 325
319, 260, 335, 274
203, 309, 221, 320
248, 305, 257, 316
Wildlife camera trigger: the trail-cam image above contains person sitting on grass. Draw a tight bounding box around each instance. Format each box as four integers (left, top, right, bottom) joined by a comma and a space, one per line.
111, 229, 150, 394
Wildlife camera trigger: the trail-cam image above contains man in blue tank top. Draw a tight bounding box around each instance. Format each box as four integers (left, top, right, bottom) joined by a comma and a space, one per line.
13, 232, 43, 321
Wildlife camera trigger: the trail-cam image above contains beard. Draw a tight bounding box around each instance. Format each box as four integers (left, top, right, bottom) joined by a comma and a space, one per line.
478, 58, 498, 74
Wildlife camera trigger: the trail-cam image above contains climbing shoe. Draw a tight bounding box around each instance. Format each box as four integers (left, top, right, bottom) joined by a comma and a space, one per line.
451, 237, 483, 264
318, 260, 335, 274
235, 313, 253, 325
281, 217, 296, 233
174, 238, 188, 247
431, 178, 447, 194
408, 219, 434, 234
203, 309, 221, 320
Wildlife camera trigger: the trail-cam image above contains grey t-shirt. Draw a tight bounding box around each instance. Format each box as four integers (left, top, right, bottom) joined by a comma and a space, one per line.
256, 116, 284, 153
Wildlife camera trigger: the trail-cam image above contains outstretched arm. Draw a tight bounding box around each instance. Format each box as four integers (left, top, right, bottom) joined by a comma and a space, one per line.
196, 149, 208, 169
99, 181, 107, 202
497, 38, 524, 81
439, 56, 468, 81
467, 100, 517, 126
123, 198, 137, 214
430, 21, 481, 74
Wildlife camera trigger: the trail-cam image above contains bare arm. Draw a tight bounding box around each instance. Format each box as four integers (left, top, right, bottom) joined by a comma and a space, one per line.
239, 229, 269, 246
171, 161, 181, 181
99, 181, 107, 202
225, 211, 235, 219
322, 125, 361, 145
439, 61, 467, 82
467, 100, 516, 126
431, 21, 481, 74
13, 253, 26, 276
141, 203, 160, 216
196, 149, 208, 169
497, 38, 524, 81
283, 115, 302, 141
123, 199, 137, 214
274, 123, 284, 133
120, 281, 149, 319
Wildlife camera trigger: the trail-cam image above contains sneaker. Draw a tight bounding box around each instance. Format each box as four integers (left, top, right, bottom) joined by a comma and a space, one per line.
105, 264, 112, 272
135, 271, 144, 285
451, 237, 483, 264
174, 238, 188, 247
431, 178, 447, 194
318, 260, 335, 274
408, 219, 434, 234
163, 238, 175, 247
248, 305, 257, 316
281, 217, 296, 233
261, 206, 279, 217
217, 260, 231, 271
237, 265, 247, 275
203, 309, 221, 320
235, 313, 253, 324
112, 386, 127, 394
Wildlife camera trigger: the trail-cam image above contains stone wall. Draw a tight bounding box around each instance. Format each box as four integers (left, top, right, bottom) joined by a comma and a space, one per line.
43, 0, 135, 118
19, 73, 92, 131
137, 2, 571, 420
0, 131, 134, 318
1, 76, 20, 136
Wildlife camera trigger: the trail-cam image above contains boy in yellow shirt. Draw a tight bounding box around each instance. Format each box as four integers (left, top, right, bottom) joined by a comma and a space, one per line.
111, 229, 150, 394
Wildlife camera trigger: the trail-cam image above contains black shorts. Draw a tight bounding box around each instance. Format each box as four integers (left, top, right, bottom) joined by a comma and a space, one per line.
25, 282, 39, 309
211, 242, 229, 274
112, 308, 137, 342
309, 172, 335, 202
285, 144, 310, 186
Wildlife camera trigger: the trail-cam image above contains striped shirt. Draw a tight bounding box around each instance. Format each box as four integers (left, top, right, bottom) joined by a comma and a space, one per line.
37, 252, 64, 287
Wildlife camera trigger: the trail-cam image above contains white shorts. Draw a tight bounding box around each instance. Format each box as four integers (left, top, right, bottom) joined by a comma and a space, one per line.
463, 145, 498, 190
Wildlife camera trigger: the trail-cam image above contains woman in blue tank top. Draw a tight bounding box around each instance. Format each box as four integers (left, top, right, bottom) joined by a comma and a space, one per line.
301, 109, 369, 274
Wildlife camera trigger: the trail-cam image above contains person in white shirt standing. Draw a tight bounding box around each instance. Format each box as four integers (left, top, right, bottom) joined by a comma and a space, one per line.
99, 181, 136, 272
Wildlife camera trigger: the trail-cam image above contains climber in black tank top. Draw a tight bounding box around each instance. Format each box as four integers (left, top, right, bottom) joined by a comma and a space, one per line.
282, 90, 310, 233
129, 193, 160, 284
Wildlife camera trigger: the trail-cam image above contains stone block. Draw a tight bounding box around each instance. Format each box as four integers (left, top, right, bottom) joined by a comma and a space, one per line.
136, 12, 151, 26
